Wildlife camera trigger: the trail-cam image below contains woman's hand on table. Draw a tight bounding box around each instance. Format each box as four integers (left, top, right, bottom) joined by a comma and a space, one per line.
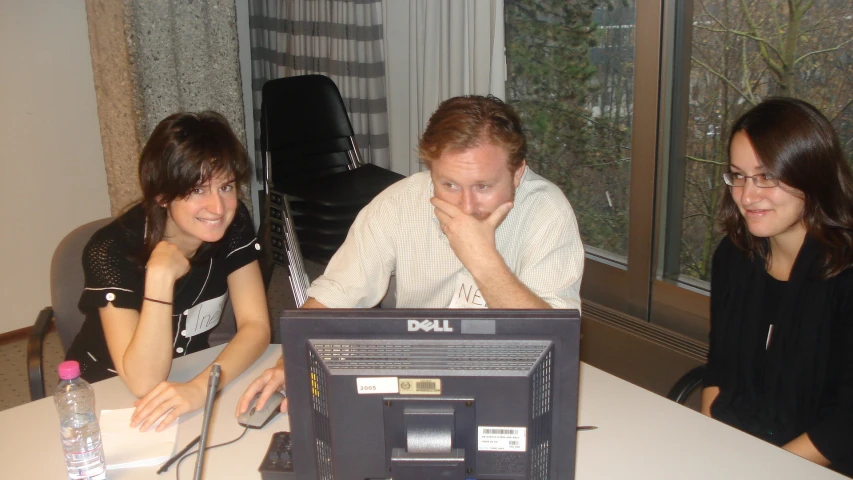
130, 380, 206, 432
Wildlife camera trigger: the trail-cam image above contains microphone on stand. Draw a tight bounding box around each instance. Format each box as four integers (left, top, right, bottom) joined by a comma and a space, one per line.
193, 363, 221, 480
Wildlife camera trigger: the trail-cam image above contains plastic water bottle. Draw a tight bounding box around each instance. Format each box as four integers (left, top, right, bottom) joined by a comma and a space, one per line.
54, 360, 107, 480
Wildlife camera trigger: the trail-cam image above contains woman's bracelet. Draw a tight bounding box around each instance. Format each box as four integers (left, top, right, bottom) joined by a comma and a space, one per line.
143, 296, 173, 306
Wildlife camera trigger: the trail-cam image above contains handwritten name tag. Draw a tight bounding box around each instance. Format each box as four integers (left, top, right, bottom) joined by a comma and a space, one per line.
448, 273, 488, 309
182, 292, 227, 337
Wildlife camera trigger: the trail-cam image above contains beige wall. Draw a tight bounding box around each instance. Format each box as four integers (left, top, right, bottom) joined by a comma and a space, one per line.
0, 0, 110, 333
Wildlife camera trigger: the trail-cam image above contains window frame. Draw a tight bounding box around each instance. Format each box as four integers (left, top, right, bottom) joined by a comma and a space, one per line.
567, 0, 712, 342
581, 0, 663, 318
649, 0, 712, 341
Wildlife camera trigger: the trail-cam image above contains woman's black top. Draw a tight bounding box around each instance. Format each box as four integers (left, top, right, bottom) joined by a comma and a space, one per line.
65, 202, 260, 383
705, 236, 853, 476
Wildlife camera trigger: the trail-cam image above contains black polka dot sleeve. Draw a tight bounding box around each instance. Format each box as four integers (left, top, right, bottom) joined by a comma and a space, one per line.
78, 219, 145, 312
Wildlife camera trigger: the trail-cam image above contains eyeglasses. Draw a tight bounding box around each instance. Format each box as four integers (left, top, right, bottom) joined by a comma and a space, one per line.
722, 172, 780, 188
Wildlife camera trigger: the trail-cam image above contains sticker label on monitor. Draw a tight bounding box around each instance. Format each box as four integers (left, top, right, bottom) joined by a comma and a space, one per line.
478, 426, 527, 452
356, 377, 399, 394
398, 378, 442, 395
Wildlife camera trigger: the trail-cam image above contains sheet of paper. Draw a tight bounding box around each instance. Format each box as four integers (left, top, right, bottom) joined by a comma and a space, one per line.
99, 408, 178, 470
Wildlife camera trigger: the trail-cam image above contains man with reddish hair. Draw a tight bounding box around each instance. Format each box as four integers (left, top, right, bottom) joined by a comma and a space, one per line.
303, 94, 584, 310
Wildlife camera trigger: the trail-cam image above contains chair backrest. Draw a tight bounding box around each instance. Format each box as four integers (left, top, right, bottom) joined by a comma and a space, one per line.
261, 75, 359, 183
50, 217, 238, 353
50, 218, 112, 352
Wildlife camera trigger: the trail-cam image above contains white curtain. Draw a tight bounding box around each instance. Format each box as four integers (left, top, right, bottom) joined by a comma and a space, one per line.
248, 0, 390, 171
383, 0, 506, 176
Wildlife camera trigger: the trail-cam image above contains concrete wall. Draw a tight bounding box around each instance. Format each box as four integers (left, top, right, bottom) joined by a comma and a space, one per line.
0, 0, 110, 333
88, 0, 249, 216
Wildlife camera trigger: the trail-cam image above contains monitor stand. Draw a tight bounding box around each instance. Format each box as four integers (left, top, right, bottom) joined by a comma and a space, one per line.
390, 405, 466, 479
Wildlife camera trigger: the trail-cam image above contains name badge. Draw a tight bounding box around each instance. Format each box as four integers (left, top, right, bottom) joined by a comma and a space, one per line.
448, 273, 488, 309
182, 292, 228, 337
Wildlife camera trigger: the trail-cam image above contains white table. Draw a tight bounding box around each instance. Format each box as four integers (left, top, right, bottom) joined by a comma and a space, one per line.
0, 345, 844, 479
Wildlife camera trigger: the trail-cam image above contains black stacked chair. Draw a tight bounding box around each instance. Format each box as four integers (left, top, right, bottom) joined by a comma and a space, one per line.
260, 74, 404, 303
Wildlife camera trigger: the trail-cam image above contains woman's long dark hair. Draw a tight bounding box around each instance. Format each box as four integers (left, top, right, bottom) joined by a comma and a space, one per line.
719, 97, 853, 278
136, 111, 250, 262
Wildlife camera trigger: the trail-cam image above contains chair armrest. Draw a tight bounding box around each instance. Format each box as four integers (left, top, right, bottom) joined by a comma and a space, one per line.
27, 307, 54, 401
666, 365, 706, 404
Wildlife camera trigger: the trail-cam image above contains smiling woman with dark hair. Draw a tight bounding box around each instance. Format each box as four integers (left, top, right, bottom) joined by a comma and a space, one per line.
65, 111, 270, 432
703, 97, 853, 475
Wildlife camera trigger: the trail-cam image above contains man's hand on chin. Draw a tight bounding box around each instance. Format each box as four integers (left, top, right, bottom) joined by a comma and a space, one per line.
431, 196, 513, 271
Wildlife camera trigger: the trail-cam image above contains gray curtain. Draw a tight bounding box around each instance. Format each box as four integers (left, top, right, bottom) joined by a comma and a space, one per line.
248, 0, 390, 181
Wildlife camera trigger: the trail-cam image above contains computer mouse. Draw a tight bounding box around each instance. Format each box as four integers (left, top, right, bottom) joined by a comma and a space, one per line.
237, 390, 286, 429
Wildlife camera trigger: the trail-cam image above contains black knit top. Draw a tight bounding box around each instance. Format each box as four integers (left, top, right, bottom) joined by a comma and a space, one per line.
705, 235, 853, 476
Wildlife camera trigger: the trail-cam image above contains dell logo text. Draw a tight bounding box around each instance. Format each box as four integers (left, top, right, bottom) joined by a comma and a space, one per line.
407, 319, 454, 332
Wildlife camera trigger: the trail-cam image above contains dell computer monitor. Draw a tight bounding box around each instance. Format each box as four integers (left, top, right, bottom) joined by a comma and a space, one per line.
280, 308, 581, 480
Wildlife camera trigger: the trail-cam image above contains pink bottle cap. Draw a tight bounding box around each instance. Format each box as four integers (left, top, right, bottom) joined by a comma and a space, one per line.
58, 361, 81, 380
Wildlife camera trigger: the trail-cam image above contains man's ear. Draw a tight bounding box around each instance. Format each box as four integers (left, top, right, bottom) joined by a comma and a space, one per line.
513, 160, 527, 189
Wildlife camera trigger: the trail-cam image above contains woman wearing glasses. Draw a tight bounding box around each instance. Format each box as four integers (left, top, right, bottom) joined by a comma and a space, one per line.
702, 97, 853, 474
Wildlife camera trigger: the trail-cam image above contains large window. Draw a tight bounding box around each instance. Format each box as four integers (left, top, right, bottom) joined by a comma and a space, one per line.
504, 0, 853, 340
505, 0, 659, 324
